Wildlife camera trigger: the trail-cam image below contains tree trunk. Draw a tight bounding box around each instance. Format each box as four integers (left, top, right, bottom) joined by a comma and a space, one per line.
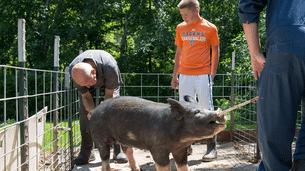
120, 21, 128, 59
42, 0, 50, 63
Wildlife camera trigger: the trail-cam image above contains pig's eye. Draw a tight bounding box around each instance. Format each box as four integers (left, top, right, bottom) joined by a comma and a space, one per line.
194, 109, 201, 114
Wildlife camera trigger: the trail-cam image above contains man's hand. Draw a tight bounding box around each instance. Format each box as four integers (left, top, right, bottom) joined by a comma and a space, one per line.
87, 113, 92, 120
242, 23, 265, 80
171, 46, 181, 90
87, 110, 94, 120
211, 73, 216, 85
251, 53, 266, 80
171, 77, 179, 89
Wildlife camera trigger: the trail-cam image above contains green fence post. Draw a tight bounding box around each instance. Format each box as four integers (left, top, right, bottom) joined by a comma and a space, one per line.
65, 66, 74, 168
230, 52, 235, 142
18, 18, 29, 171
52, 36, 60, 170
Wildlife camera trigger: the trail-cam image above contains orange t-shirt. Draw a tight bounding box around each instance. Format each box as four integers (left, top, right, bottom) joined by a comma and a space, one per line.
175, 18, 219, 75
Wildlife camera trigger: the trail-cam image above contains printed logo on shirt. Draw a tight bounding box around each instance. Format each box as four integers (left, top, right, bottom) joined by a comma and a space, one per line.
182, 31, 206, 45
190, 40, 194, 46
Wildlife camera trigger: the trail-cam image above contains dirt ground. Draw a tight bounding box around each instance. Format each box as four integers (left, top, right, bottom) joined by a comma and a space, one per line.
72, 142, 259, 171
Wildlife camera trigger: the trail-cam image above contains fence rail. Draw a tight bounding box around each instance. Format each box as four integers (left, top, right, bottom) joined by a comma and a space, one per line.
3, 64, 302, 170
1, 64, 265, 170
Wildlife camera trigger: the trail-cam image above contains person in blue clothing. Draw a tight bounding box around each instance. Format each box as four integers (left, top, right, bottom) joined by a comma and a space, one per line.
239, 0, 305, 170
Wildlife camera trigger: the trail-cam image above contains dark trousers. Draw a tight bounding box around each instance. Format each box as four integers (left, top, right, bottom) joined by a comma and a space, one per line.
78, 88, 97, 158
257, 26, 305, 171
78, 87, 120, 157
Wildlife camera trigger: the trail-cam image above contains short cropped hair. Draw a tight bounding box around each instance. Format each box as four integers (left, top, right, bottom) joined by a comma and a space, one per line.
177, 0, 200, 10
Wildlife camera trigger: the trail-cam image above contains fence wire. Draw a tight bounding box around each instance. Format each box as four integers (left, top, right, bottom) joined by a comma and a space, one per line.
0, 65, 81, 171
2, 65, 301, 170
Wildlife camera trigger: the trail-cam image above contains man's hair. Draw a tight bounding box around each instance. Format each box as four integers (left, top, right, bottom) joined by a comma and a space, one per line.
177, 0, 200, 10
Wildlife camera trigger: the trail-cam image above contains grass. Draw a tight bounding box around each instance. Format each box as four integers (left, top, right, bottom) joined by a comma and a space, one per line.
0, 119, 81, 151
42, 120, 81, 151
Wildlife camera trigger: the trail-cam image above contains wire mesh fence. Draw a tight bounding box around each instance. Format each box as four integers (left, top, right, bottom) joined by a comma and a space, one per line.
0, 65, 81, 171
229, 73, 260, 163
4, 64, 300, 170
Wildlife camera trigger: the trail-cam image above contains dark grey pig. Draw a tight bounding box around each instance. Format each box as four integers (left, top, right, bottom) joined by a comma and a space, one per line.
90, 95, 227, 171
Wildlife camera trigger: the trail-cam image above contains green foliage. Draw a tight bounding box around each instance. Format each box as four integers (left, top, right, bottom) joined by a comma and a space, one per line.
0, 0, 259, 74
1, 0, 267, 123
221, 8, 267, 76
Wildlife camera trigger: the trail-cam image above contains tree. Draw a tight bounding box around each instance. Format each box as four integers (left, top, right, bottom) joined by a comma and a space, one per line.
0, 0, 265, 76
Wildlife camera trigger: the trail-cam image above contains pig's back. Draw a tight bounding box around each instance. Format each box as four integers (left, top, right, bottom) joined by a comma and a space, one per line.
90, 96, 174, 149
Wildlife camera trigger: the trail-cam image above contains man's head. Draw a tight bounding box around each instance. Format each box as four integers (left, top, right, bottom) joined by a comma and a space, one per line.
178, 0, 200, 24
71, 62, 97, 88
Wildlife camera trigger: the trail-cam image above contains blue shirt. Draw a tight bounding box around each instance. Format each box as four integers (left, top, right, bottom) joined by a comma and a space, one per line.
239, 0, 305, 39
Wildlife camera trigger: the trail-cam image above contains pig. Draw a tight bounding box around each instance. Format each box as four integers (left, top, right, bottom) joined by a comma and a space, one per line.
90, 95, 227, 171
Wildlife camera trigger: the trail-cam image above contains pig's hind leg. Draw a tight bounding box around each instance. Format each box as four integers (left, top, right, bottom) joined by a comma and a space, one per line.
172, 148, 189, 171
122, 146, 141, 171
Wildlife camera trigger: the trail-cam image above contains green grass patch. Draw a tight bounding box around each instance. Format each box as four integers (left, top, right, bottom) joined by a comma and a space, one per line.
42, 120, 81, 151
0, 119, 82, 151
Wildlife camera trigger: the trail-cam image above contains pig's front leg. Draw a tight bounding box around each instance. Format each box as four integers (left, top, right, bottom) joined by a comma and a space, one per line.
175, 164, 189, 171
151, 150, 171, 171
94, 141, 111, 171
99, 145, 111, 171
122, 146, 141, 171
172, 148, 189, 171
101, 160, 111, 171
154, 163, 171, 171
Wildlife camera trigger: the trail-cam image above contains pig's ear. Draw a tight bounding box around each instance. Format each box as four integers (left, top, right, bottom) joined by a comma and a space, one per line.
184, 95, 197, 103
167, 98, 185, 120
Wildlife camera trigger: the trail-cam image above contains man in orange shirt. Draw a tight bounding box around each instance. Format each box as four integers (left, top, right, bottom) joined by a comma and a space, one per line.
171, 0, 220, 161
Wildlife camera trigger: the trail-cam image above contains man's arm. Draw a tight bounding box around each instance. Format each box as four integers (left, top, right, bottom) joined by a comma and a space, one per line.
104, 88, 115, 101
81, 91, 96, 120
242, 22, 266, 80
171, 46, 182, 89
211, 45, 220, 83
83, 88, 115, 120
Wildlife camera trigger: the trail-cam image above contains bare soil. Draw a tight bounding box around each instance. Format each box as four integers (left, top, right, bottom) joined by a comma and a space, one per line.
72, 142, 259, 171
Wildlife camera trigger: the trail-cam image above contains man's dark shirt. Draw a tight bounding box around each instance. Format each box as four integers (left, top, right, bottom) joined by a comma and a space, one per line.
69, 50, 122, 94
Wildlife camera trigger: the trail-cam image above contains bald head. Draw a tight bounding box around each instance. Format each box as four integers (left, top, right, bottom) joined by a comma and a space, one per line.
71, 62, 96, 87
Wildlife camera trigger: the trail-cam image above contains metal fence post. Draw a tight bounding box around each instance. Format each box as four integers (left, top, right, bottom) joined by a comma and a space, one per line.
18, 18, 29, 171
65, 66, 74, 167
230, 52, 235, 142
52, 35, 60, 170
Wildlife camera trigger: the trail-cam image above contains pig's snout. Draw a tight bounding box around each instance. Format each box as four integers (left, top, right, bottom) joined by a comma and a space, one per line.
207, 108, 227, 135
218, 114, 227, 123
215, 108, 227, 123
